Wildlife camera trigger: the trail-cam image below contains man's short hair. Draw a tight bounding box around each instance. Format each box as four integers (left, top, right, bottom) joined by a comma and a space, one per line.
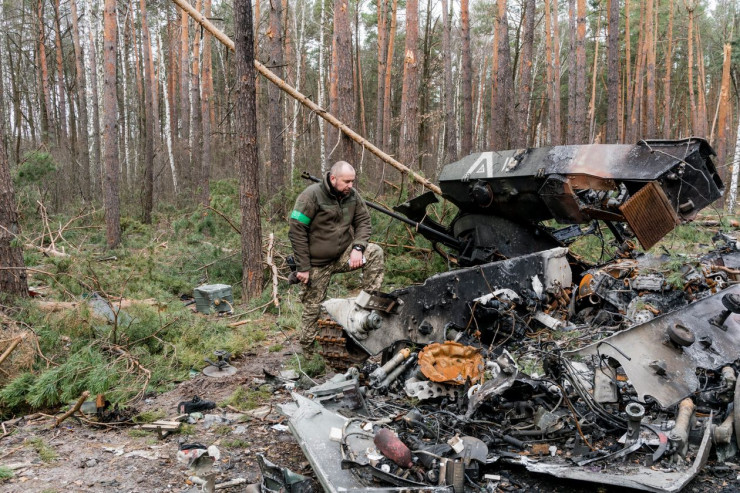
330, 161, 354, 177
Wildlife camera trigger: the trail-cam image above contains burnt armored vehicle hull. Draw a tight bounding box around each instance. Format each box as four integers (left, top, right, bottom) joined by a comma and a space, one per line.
399, 138, 722, 264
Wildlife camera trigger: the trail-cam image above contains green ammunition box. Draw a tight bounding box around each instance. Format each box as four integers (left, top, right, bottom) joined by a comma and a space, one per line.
193, 284, 233, 314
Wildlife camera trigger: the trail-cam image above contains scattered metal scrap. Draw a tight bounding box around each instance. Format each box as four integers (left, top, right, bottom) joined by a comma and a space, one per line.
280, 140, 740, 491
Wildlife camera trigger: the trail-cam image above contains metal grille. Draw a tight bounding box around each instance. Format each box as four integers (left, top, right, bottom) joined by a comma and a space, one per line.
620, 181, 679, 250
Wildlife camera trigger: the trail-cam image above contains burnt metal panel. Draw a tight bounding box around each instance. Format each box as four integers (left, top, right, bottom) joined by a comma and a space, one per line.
515, 420, 712, 493
619, 181, 680, 250
323, 248, 572, 356
567, 284, 740, 408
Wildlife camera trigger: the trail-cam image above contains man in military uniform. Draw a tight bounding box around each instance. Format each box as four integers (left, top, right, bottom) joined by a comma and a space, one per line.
289, 161, 384, 356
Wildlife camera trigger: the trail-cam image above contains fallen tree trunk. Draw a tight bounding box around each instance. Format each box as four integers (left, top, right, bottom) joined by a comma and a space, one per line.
170, 0, 442, 196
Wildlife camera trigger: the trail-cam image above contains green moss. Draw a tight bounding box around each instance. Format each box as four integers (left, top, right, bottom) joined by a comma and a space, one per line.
27, 438, 58, 462
221, 438, 250, 449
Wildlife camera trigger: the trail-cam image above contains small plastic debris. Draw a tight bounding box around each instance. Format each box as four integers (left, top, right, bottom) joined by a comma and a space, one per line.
447, 435, 465, 454
329, 427, 343, 442
271, 424, 289, 432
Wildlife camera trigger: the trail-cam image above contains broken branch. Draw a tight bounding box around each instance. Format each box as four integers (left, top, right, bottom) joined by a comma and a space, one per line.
0, 334, 26, 368
170, 0, 442, 196
53, 390, 90, 428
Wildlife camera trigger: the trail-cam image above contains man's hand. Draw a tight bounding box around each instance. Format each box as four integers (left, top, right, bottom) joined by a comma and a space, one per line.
296, 271, 310, 284
349, 249, 365, 269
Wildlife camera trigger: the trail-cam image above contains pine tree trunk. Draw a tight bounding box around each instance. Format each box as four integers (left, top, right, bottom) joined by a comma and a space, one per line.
200, 0, 213, 206
460, 0, 473, 156
318, 0, 326, 171
574, 0, 587, 143
139, 0, 155, 224
158, 29, 178, 195
695, 28, 708, 137
52, 0, 67, 143
645, 0, 656, 138
662, 0, 674, 137
588, 6, 602, 142
442, 0, 456, 162
289, 0, 307, 180
686, 1, 698, 135
382, 0, 398, 151
71, 0, 92, 200
549, 0, 562, 144
191, 0, 203, 198
267, 0, 285, 209
102, 0, 121, 249
329, 0, 356, 164
606, 0, 620, 143
376, 0, 388, 146
399, 0, 419, 170
728, 113, 740, 213
86, 0, 102, 197
516, 0, 535, 148
0, 123, 27, 298
234, 0, 263, 302
623, 0, 631, 141
37, 0, 53, 143
716, 44, 732, 188
492, 0, 515, 150
180, 8, 191, 190
628, 1, 646, 142
567, 0, 576, 144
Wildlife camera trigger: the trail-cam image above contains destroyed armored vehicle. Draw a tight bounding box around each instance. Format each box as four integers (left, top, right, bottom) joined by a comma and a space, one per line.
282, 138, 740, 492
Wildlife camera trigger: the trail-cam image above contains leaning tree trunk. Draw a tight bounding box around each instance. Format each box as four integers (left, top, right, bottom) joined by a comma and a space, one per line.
234, 0, 263, 301
103, 0, 121, 248
0, 125, 28, 298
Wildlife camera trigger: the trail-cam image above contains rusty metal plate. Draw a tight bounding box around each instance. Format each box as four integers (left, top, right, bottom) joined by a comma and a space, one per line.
418, 341, 484, 385
567, 284, 740, 408
620, 181, 679, 250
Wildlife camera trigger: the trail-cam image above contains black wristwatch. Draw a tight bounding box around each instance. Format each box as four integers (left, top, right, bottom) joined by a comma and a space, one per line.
353, 245, 365, 253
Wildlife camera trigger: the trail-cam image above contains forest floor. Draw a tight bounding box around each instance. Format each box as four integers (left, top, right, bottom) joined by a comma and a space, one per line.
1, 322, 740, 493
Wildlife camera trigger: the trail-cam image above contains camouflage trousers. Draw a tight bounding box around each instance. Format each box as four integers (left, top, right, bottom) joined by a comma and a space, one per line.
298, 243, 384, 354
